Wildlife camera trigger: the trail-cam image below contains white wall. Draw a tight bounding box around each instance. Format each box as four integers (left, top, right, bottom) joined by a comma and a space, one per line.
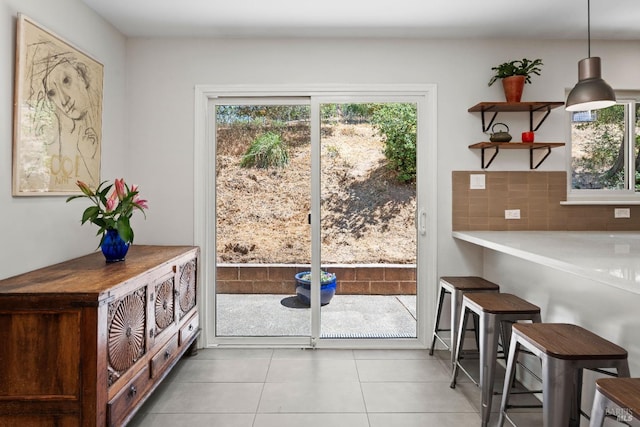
2, 11, 638, 282
125, 36, 640, 278
480, 246, 640, 401
0, 0, 127, 279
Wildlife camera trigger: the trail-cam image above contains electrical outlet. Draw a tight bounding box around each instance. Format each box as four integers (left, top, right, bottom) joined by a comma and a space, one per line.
505, 209, 520, 219
614, 208, 630, 218
470, 174, 486, 190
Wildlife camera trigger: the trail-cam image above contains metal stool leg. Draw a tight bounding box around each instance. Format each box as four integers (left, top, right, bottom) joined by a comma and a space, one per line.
588, 388, 608, 427
570, 368, 583, 427
543, 357, 574, 426
498, 334, 521, 427
429, 284, 447, 355
450, 288, 463, 366
615, 360, 631, 378
450, 304, 471, 388
480, 313, 500, 427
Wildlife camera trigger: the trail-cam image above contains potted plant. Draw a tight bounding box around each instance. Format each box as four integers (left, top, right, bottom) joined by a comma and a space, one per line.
488, 58, 543, 102
67, 179, 148, 262
294, 270, 337, 306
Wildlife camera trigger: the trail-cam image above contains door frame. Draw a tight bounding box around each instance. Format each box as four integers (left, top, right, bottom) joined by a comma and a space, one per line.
194, 84, 438, 349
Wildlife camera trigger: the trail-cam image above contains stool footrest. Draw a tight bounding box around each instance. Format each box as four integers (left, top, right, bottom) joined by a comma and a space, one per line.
579, 409, 590, 420
586, 367, 620, 377
506, 403, 543, 409
516, 361, 543, 384
502, 389, 543, 396
457, 350, 480, 359
432, 334, 452, 351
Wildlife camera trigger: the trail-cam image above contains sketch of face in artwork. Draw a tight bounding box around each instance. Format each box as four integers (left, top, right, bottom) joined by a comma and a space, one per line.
44, 59, 92, 123
40, 56, 100, 185
15, 18, 103, 194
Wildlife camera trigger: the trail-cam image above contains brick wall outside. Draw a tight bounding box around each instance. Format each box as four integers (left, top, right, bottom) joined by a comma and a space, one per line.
216, 264, 416, 295
453, 171, 640, 231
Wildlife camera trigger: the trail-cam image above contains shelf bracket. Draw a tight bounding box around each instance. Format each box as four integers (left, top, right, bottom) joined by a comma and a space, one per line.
530, 145, 552, 169
529, 105, 553, 131
481, 110, 499, 133
481, 145, 499, 169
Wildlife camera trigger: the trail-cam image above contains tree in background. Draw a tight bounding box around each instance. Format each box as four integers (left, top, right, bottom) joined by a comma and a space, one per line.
572, 104, 640, 189
370, 103, 417, 183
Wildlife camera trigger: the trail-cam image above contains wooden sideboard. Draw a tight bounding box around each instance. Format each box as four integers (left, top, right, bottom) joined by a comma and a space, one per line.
0, 245, 200, 427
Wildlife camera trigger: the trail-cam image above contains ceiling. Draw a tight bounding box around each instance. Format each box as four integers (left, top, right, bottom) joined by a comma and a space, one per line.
80, 0, 640, 40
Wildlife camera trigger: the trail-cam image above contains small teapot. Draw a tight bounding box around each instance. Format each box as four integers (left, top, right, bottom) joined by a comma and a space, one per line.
489, 123, 512, 142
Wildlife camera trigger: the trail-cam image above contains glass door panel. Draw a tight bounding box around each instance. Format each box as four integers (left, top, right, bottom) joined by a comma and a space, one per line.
319, 102, 417, 339
214, 102, 311, 337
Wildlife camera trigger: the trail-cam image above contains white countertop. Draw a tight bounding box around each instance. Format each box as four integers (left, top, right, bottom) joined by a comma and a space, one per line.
453, 231, 640, 294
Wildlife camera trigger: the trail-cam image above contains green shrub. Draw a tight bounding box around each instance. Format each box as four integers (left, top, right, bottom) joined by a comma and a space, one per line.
371, 103, 417, 183
240, 132, 289, 169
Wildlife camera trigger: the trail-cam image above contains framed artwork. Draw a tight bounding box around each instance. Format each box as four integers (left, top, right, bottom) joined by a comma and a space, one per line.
12, 14, 103, 196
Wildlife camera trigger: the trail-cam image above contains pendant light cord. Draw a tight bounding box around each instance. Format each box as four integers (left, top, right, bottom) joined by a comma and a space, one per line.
587, 0, 591, 57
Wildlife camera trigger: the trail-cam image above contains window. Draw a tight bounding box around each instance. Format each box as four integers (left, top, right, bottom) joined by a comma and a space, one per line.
567, 92, 640, 203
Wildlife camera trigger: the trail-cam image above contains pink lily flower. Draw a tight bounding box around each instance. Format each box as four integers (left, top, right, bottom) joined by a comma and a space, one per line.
133, 196, 149, 210
76, 180, 93, 196
114, 178, 126, 200
106, 190, 119, 212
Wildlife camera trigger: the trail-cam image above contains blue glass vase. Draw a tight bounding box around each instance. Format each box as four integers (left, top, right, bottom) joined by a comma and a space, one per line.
101, 229, 130, 263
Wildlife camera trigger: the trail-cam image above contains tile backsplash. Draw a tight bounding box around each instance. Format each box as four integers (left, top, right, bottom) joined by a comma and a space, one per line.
452, 171, 640, 231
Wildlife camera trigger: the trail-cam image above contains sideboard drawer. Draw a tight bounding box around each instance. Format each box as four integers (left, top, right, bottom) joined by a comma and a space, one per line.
107, 364, 150, 427
151, 335, 179, 378
179, 313, 199, 346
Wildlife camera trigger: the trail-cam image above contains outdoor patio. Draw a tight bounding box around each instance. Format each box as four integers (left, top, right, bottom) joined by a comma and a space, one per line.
216, 294, 417, 338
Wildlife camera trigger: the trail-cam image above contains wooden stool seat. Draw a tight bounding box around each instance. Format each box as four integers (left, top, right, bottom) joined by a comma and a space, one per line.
430, 277, 500, 365
440, 276, 500, 291
464, 293, 541, 314
590, 378, 640, 426
512, 323, 628, 360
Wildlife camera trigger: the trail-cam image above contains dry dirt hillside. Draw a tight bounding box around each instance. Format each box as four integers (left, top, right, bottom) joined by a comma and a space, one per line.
216, 123, 416, 264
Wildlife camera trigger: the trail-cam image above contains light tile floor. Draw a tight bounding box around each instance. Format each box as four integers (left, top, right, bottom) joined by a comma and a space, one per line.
129, 348, 551, 427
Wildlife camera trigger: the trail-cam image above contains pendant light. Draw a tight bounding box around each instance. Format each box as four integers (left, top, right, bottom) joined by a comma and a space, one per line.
565, 0, 616, 111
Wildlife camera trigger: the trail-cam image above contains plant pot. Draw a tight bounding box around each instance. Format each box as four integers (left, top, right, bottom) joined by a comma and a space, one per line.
295, 271, 337, 306
101, 229, 130, 263
502, 75, 526, 102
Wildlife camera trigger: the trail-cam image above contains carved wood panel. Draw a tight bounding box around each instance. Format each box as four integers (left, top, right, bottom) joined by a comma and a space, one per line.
178, 259, 197, 319
154, 277, 175, 334
107, 288, 147, 387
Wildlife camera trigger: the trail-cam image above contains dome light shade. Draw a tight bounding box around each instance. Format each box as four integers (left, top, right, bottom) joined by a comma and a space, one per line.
566, 57, 616, 111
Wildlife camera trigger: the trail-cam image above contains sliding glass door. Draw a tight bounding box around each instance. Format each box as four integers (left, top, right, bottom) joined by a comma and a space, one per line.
206, 88, 433, 348
318, 101, 417, 339
214, 100, 312, 339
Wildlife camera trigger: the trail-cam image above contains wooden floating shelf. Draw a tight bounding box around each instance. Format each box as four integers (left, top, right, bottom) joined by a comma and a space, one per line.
468, 101, 565, 132
469, 142, 565, 169
468, 102, 565, 113
469, 142, 565, 149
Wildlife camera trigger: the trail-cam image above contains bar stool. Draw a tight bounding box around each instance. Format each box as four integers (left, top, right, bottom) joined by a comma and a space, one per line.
429, 276, 500, 366
498, 323, 630, 427
450, 293, 541, 427
589, 377, 640, 426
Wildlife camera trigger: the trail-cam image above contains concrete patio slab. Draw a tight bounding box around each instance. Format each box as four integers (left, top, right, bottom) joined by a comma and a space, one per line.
216, 294, 417, 338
